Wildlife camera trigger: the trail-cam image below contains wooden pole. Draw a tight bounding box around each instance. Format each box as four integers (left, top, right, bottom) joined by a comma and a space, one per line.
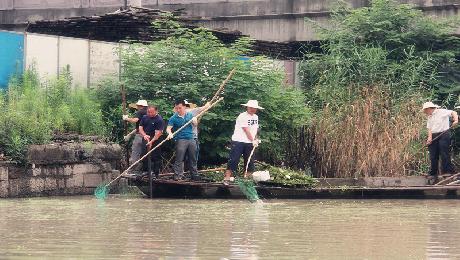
244, 146, 256, 178
120, 84, 130, 166
209, 68, 235, 104
435, 172, 460, 186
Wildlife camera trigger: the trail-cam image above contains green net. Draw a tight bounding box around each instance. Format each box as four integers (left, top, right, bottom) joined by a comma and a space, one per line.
236, 178, 260, 202
94, 183, 110, 200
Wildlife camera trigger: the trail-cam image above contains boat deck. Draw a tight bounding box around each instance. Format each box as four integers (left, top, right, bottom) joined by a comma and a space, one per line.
123, 175, 460, 199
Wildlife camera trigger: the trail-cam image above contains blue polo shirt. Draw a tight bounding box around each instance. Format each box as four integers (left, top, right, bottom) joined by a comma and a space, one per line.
168, 112, 194, 140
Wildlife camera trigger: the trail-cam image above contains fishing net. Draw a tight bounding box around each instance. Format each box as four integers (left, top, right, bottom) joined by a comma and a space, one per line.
236, 178, 260, 202
94, 183, 110, 200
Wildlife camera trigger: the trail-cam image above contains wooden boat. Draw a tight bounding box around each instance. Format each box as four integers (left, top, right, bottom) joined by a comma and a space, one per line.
125, 175, 460, 199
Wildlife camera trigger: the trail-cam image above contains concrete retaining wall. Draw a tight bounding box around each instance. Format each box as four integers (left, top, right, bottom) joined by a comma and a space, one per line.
0, 141, 122, 198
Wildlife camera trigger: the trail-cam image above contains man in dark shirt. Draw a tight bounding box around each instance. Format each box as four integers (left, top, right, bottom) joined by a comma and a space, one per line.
139, 105, 164, 178
122, 99, 148, 175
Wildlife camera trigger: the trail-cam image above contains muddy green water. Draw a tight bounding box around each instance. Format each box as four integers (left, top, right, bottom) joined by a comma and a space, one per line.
1, 197, 460, 259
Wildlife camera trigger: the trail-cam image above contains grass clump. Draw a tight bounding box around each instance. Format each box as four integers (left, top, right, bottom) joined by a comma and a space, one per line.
0, 69, 107, 163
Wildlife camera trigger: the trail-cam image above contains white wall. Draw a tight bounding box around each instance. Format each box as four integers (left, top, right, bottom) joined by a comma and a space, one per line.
0, 0, 14, 10
59, 37, 89, 88
25, 34, 59, 79
25, 33, 121, 88
89, 41, 120, 86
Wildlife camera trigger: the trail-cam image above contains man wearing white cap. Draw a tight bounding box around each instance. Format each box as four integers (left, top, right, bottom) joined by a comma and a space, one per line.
422, 102, 458, 176
123, 99, 148, 174
224, 100, 263, 184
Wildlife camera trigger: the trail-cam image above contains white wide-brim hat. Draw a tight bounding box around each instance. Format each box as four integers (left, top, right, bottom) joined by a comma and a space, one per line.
421, 102, 440, 111
136, 100, 148, 107
183, 99, 197, 108
242, 100, 264, 110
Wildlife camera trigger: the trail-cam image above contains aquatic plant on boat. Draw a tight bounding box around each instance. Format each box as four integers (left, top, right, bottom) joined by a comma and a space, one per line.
265, 166, 318, 187
200, 164, 318, 187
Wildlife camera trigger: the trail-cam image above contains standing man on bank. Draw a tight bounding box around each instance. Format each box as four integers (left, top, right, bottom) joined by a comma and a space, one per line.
139, 105, 164, 179
423, 102, 458, 177
224, 100, 263, 184
123, 99, 148, 175
166, 100, 200, 181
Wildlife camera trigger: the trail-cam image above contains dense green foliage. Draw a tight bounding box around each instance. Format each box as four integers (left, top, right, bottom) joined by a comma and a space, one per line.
298, 0, 460, 177
301, 0, 460, 107
0, 69, 107, 162
96, 20, 311, 166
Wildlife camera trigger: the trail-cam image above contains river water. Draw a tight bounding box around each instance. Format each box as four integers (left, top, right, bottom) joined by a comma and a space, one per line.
1, 196, 460, 259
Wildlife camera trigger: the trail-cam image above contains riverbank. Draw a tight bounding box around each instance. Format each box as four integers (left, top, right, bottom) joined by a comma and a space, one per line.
0, 139, 122, 198
2, 139, 458, 200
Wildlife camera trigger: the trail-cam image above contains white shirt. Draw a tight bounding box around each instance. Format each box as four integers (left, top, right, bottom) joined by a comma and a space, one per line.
231, 112, 259, 143
427, 108, 452, 133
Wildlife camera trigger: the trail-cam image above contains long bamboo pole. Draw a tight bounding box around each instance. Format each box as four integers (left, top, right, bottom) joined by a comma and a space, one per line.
210, 68, 235, 104
120, 84, 130, 166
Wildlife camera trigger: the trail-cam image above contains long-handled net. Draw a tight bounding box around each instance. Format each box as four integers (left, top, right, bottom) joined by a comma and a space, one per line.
237, 145, 261, 203
94, 182, 110, 200
236, 178, 260, 202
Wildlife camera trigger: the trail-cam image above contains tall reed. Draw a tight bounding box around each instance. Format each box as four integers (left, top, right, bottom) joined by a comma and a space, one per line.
311, 87, 428, 178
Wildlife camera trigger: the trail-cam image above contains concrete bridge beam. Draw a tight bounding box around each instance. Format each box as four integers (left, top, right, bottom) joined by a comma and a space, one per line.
0, 0, 458, 41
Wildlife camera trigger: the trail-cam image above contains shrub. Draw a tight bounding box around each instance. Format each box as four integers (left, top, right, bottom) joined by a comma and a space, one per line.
0, 69, 107, 162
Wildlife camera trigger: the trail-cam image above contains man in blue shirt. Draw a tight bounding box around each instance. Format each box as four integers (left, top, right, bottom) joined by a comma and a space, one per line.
139, 106, 164, 178
166, 100, 199, 181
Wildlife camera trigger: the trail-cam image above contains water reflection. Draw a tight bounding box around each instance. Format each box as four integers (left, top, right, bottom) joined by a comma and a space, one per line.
1, 197, 460, 259
426, 201, 460, 259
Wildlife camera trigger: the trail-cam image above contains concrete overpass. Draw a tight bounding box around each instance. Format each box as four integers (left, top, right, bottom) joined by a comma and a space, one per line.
1, 0, 459, 41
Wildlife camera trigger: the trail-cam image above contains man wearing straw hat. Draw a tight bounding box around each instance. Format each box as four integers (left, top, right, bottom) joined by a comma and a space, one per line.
422, 102, 458, 177
123, 99, 148, 175
224, 100, 263, 184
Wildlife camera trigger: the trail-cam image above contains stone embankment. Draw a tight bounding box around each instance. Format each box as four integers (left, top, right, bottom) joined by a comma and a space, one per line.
0, 140, 122, 198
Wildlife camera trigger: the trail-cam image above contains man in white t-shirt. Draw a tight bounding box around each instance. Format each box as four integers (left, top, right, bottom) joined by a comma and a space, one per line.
422, 102, 458, 176
224, 100, 263, 184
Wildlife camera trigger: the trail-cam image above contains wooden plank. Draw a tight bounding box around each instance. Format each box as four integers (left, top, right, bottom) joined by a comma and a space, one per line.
435, 172, 460, 185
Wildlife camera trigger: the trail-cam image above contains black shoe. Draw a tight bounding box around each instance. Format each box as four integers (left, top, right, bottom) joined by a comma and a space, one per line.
427, 175, 438, 185
191, 175, 202, 181
173, 175, 185, 181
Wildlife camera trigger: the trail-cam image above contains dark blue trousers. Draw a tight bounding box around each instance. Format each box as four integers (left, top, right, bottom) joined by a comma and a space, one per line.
227, 141, 255, 173
428, 131, 455, 176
